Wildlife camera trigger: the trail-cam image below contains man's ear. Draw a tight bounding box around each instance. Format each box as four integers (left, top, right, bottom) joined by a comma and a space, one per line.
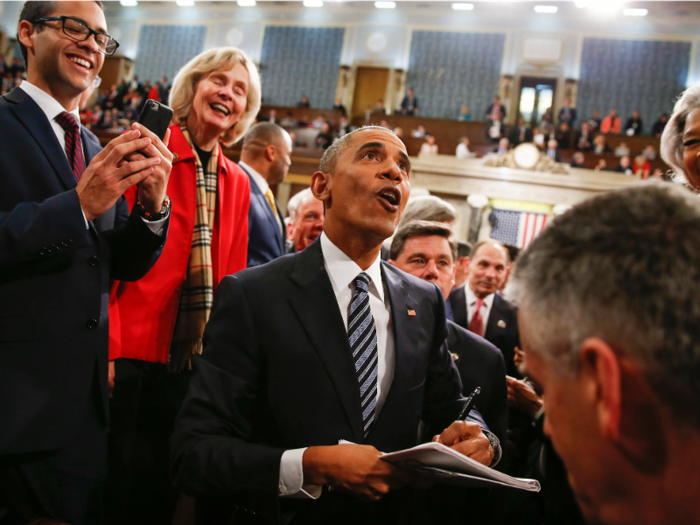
579, 338, 622, 442
265, 144, 277, 163
310, 170, 331, 206
17, 21, 36, 60
286, 221, 294, 242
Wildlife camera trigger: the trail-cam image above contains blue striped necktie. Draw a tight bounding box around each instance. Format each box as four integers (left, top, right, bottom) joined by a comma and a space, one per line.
55, 111, 86, 181
348, 272, 379, 438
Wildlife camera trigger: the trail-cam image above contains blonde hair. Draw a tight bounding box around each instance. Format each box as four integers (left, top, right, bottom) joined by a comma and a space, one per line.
169, 47, 261, 146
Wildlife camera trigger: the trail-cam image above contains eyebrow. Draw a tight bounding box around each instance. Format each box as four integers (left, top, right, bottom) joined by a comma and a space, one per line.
70, 16, 109, 35
355, 141, 412, 170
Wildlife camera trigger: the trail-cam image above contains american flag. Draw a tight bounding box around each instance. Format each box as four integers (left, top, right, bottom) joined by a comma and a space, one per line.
489, 209, 549, 249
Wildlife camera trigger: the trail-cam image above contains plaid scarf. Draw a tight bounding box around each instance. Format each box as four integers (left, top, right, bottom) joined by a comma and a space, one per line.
169, 126, 219, 372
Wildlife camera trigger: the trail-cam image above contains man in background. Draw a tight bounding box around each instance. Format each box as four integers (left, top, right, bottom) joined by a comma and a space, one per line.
285, 187, 324, 253
448, 239, 520, 378
239, 122, 292, 267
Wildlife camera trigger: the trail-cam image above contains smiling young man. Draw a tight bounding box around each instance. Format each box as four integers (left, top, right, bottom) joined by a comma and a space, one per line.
171, 126, 499, 525
0, 2, 171, 523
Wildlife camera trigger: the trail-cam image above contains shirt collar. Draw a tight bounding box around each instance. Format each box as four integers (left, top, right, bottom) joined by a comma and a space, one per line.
320, 232, 384, 303
465, 283, 495, 310
239, 161, 269, 194
20, 81, 80, 122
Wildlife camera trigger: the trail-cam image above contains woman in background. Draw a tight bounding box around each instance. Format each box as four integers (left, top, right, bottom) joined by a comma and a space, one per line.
661, 82, 700, 189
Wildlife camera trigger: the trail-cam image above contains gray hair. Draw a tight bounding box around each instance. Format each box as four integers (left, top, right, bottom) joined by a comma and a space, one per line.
511, 182, 700, 430
399, 196, 457, 226
287, 188, 313, 223
319, 125, 398, 174
390, 220, 457, 262
661, 82, 700, 183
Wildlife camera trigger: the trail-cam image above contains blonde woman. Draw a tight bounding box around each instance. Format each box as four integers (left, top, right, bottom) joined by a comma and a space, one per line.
106, 47, 261, 524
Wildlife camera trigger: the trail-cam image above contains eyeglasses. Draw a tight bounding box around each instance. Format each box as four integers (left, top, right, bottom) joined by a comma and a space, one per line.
33, 16, 120, 56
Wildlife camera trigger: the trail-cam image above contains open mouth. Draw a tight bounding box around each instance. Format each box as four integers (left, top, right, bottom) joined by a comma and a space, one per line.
68, 55, 93, 70
210, 103, 231, 116
377, 187, 401, 212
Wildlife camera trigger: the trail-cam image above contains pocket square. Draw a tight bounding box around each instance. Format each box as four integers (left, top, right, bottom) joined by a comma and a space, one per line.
497, 319, 506, 328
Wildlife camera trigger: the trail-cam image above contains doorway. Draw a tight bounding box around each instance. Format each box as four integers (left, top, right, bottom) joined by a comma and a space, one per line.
517, 77, 557, 127
351, 67, 390, 121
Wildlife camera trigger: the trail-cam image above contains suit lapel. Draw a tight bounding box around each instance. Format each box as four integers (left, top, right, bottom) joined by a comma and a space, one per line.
5, 88, 76, 191
485, 294, 503, 341
368, 265, 420, 439
449, 285, 468, 328
244, 167, 283, 243
288, 241, 365, 442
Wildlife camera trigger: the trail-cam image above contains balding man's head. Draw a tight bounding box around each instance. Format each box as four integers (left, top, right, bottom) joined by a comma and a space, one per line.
240, 122, 292, 184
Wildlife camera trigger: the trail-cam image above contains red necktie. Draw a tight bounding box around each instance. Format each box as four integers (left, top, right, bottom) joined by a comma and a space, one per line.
55, 111, 86, 181
468, 299, 484, 337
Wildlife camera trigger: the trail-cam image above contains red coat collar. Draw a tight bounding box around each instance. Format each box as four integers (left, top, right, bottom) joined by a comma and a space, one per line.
168, 124, 230, 177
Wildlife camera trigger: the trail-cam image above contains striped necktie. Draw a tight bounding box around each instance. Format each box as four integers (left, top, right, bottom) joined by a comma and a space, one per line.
55, 111, 86, 181
348, 273, 379, 438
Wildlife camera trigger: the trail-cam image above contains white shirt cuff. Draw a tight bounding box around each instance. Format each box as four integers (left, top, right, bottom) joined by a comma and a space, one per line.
279, 448, 322, 499
142, 215, 167, 236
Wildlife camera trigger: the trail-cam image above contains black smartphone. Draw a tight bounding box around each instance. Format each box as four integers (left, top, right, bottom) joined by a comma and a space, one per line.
138, 99, 174, 141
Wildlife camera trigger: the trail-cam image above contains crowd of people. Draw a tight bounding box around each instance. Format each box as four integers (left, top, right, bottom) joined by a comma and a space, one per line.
2, 2, 700, 525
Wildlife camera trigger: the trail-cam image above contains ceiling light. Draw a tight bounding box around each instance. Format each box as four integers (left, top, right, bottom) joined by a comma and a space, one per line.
452, 3, 474, 10
374, 2, 396, 8
176, 0, 194, 5
237, 0, 256, 6
119, 0, 138, 6
303, 0, 324, 6
534, 5, 557, 13
575, 1, 587, 7
623, 8, 648, 16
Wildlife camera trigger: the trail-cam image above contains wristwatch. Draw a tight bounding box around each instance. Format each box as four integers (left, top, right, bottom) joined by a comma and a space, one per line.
137, 196, 171, 222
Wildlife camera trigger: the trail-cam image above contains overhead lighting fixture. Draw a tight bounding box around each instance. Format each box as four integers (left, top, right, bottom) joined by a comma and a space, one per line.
452, 3, 474, 10
237, 0, 256, 6
374, 2, 396, 8
623, 8, 648, 16
119, 0, 138, 6
574, 1, 587, 7
176, 0, 194, 5
534, 5, 557, 13
303, 0, 324, 6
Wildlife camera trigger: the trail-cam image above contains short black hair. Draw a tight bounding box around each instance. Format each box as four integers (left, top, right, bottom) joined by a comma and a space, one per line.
18, 1, 104, 67
456, 240, 472, 259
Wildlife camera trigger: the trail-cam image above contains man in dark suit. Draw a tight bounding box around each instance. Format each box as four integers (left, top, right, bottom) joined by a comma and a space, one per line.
388, 220, 507, 446
239, 122, 292, 267
400, 88, 418, 116
0, 2, 172, 524
509, 117, 533, 147
448, 239, 520, 378
558, 99, 576, 127
171, 126, 499, 525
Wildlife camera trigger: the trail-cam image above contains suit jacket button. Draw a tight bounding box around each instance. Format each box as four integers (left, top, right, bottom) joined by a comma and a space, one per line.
89, 256, 100, 267
86, 319, 98, 329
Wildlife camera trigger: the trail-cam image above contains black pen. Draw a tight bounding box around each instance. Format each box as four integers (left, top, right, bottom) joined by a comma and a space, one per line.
458, 386, 481, 420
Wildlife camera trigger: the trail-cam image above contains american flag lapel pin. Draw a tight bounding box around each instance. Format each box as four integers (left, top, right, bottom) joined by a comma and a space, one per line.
407, 309, 416, 316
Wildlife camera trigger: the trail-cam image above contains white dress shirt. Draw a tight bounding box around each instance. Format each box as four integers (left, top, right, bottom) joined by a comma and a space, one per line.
19, 81, 167, 234
239, 160, 284, 235
465, 284, 496, 333
278, 232, 395, 498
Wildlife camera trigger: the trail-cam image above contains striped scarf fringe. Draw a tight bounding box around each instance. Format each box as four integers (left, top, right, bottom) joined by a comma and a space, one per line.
168, 126, 219, 372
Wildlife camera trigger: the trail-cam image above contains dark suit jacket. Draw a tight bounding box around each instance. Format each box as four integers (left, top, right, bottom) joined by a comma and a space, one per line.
242, 165, 286, 268
485, 104, 506, 121
558, 107, 577, 126
448, 286, 521, 378
0, 87, 167, 456
446, 321, 507, 451
171, 239, 487, 524
509, 126, 533, 146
